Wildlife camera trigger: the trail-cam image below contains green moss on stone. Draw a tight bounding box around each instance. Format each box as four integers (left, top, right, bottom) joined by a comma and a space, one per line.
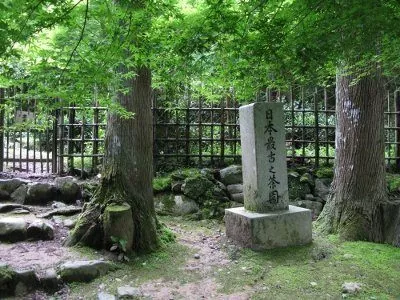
153, 176, 172, 193
315, 167, 334, 179
106, 204, 131, 212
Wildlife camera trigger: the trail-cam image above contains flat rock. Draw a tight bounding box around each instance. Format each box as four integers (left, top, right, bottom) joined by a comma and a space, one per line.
227, 184, 243, 195
27, 220, 54, 240
0, 203, 31, 213
231, 193, 244, 203
342, 282, 362, 294
58, 260, 116, 283
295, 200, 323, 216
98, 292, 116, 300
0, 217, 27, 242
39, 206, 82, 218
117, 286, 142, 299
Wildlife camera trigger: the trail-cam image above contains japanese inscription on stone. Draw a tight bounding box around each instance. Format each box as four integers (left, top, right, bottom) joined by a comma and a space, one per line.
265, 109, 280, 204
239, 102, 289, 213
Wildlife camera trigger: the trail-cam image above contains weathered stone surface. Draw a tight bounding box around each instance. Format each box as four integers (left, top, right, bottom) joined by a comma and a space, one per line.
240, 103, 289, 212
0, 264, 16, 297
155, 195, 199, 216
225, 206, 312, 250
58, 260, 115, 283
0, 179, 25, 200
0, 217, 27, 242
172, 195, 199, 215
39, 268, 59, 292
314, 178, 332, 202
10, 185, 28, 204
0, 203, 30, 214
52, 201, 67, 209
219, 165, 242, 186
226, 184, 243, 195
231, 193, 244, 203
63, 218, 77, 229
117, 286, 142, 299
39, 206, 82, 218
182, 176, 214, 201
14, 269, 39, 296
103, 204, 134, 252
98, 291, 117, 300
295, 200, 323, 217
27, 220, 54, 240
342, 282, 362, 294
26, 183, 56, 205
55, 176, 81, 204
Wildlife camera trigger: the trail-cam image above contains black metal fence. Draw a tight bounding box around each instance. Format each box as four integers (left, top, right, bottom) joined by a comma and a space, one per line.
1, 85, 400, 175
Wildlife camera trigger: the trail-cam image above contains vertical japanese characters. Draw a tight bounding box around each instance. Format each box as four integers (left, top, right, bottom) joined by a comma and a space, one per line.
265, 109, 280, 204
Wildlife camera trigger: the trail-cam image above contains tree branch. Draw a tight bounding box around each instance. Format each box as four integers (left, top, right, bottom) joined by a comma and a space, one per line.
60, 0, 90, 82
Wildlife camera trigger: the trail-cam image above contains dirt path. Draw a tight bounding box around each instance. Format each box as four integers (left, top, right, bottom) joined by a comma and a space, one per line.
138, 220, 251, 300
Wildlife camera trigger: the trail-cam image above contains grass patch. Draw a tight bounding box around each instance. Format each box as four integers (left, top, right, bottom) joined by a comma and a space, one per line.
68, 242, 197, 299
217, 236, 400, 299
66, 217, 399, 299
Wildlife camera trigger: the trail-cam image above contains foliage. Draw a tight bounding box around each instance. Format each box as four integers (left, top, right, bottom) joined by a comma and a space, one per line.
153, 176, 172, 193
315, 167, 334, 179
157, 224, 176, 248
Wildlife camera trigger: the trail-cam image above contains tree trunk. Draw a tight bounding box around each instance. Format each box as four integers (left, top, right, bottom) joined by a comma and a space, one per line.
317, 66, 388, 242
65, 66, 158, 253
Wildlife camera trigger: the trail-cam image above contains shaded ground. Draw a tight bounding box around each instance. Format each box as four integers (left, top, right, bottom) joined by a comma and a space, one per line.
66, 217, 399, 300
1, 215, 399, 299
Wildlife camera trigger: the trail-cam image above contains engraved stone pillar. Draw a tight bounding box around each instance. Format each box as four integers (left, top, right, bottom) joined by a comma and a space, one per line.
225, 102, 312, 250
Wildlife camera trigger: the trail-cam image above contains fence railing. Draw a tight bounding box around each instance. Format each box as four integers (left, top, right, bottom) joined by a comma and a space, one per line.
1, 85, 400, 175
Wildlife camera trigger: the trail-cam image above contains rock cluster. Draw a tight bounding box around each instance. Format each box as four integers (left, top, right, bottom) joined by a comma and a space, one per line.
154, 165, 333, 219
0, 260, 116, 297
0, 176, 82, 205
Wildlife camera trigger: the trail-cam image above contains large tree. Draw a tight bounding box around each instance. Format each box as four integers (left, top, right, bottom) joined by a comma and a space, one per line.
196, 0, 400, 245
1, 0, 178, 252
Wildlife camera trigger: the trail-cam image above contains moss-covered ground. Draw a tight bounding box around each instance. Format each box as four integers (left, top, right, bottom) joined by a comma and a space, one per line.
67, 216, 400, 299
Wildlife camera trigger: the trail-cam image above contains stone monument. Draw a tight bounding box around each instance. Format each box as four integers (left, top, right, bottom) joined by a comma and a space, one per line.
225, 102, 312, 250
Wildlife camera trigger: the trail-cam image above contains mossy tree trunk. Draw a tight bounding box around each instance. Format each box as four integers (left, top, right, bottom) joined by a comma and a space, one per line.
66, 65, 158, 253
102, 65, 157, 252
317, 66, 393, 243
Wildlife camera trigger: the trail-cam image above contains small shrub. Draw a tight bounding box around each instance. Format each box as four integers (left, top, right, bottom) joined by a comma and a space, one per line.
315, 167, 334, 179
158, 225, 176, 247
153, 176, 172, 193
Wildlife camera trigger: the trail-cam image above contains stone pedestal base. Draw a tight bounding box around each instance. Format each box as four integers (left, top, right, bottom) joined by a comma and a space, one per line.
225, 206, 312, 250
